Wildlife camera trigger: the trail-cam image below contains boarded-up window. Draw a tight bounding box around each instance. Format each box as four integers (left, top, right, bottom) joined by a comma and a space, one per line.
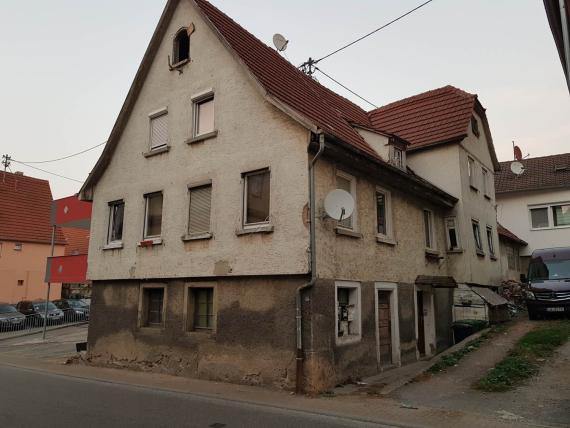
150, 112, 168, 149
188, 185, 212, 235
194, 96, 214, 136
244, 169, 270, 225
144, 192, 163, 238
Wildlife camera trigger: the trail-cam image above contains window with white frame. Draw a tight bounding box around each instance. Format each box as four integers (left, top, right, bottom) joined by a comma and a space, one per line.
468, 157, 477, 189
335, 281, 361, 343
482, 168, 489, 196
188, 184, 212, 235
193, 94, 215, 137
423, 209, 436, 250
376, 187, 392, 239
144, 192, 163, 239
107, 200, 125, 244
486, 226, 495, 257
336, 171, 356, 230
243, 169, 270, 226
530, 203, 570, 229
390, 146, 405, 169
472, 219, 483, 254
445, 216, 461, 251
149, 110, 168, 150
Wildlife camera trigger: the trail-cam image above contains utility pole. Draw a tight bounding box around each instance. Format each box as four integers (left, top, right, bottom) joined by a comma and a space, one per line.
1, 154, 11, 183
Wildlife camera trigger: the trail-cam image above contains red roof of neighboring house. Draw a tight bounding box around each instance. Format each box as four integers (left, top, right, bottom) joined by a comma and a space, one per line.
497, 223, 527, 246
495, 153, 570, 194
368, 86, 477, 150
62, 227, 90, 256
0, 172, 66, 245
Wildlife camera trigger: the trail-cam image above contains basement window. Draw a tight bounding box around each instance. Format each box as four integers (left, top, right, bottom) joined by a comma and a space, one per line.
140, 286, 165, 328
192, 288, 214, 330
335, 281, 361, 345
173, 28, 190, 65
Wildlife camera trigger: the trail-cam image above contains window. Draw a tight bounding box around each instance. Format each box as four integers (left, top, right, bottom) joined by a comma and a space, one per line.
336, 171, 356, 230
107, 200, 125, 244
530, 207, 549, 229
141, 287, 165, 328
390, 146, 405, 169
445, 216, 461, 251
472, 220, 483, 254
529, 203, 570, 229
471, 116, 480, 137
486, 226, 495, 257
335, 282, 361, 344
14, 243, 22, 251
553, 204, 570, 227
188, 184, 212, 235
173, 28, 190, 64
17, 280, 24, 286
243, 169, 270, 226
482, 168, 489, 196
423, 209, 436, 250
376, 187, 392, 239
193, 95, 215, 137
149, 111, 168, 150
468, 157, 477, 189
144, 192, 163, 238
192, 288, 214, 330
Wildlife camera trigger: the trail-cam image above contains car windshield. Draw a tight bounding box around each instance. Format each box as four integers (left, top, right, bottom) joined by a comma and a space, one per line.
0, 304, 17, 314
68, 300, 87, 308
32, 302, 58, 312
529, 257, 570, 281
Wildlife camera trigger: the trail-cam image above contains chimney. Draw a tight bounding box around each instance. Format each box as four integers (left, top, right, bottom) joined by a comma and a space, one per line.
14, 171, 24, 176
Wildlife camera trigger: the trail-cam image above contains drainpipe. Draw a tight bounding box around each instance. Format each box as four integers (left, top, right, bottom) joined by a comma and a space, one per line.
295, 132, 325, 395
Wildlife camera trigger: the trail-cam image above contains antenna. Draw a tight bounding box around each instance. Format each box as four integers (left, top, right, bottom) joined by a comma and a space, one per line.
510, 161, 525, 176
272, 33, 289, 52
323, 189, 355, 221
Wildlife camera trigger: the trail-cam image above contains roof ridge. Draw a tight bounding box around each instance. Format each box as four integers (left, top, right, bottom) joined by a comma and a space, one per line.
498, 152, 570, 164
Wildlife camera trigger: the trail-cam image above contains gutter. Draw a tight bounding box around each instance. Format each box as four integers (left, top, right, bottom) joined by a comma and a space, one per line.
295, 132, 325, 395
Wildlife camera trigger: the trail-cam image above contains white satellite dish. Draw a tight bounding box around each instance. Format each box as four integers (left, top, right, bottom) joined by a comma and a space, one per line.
272, 33, 289, 52
324, 189, 355, 221
510, 161, 525, 176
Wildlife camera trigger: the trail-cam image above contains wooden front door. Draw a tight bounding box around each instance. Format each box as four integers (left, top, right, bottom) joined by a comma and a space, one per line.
417, 290, 425, 356
377, 290, 392, 367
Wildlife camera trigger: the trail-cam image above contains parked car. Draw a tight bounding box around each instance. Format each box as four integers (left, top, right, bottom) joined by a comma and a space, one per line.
0, 303, 26, 331
15, 300, 64, 326
53, 299, 89, 321
525, 247, 570, 319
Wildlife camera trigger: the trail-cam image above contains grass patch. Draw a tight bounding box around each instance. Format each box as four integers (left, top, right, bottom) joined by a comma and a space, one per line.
428, 330, 491, 373
475, 320, 570, 392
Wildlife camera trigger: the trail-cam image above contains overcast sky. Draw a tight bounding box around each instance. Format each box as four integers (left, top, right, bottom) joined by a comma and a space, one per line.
1, 0, 568, 198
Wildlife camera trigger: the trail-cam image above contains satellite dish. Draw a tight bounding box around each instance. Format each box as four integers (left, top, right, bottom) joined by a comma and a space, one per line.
324, 189, 355, 221
272, 33, 289, 52
510, 161, 525, 176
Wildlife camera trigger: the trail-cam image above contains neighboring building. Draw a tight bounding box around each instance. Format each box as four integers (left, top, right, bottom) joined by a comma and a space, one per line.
497, 223, 527, 282
61, 227, 91, 299
0, 171, 66, 304
496, 153, 570, 270
80, 0, 504, 392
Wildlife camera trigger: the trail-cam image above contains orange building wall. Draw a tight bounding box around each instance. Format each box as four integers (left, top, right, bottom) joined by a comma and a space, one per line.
0, 240, 65, 304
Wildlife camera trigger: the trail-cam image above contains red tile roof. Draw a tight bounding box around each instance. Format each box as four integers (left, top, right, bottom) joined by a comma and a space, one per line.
368, 86, 476, 149
497, 223, 527, 246
0, 172, 66, 245
193, 0, 380, 160
62, 227, 90, 256
495, 153, 570, 194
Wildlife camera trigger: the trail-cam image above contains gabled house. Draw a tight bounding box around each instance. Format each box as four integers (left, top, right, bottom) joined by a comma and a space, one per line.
0, 171, 66, 303
80, 0, 504, 392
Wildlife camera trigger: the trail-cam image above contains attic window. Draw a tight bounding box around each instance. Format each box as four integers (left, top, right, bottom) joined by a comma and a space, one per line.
173, 28, 190, 65
471, 116, 480, 137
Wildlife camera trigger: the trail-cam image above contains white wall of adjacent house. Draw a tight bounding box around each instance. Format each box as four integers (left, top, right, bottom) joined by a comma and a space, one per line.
407, 112, 502, 286
497, 188, 570, 257
87, 0, 310, 280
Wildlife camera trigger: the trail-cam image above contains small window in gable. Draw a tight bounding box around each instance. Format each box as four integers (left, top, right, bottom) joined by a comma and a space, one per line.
471, 116, 480, 137
390, 146, 405, 170
173, 28, 190, 64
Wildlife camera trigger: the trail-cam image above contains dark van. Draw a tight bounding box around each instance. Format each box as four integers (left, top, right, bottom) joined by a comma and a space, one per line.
526, 247, 570, 319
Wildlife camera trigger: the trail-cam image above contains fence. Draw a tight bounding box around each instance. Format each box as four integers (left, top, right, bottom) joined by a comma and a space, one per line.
0, 308, 89, 339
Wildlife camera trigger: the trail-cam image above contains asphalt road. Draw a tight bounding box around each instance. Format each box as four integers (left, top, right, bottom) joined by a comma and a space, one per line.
0, 364, 389, 428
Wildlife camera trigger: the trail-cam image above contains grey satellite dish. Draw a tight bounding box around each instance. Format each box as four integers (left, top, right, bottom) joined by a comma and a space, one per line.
510, 161, 525, 176
324, 189, 355, 221
272, 33, 289, 52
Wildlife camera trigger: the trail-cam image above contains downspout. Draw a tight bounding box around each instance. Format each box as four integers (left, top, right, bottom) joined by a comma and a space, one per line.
295, 132, 325, 395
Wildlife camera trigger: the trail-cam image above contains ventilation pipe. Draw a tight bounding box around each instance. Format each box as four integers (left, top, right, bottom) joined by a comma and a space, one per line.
295, 131, 325, 395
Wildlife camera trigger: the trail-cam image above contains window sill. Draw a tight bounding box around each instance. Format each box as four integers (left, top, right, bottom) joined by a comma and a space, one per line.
182, 232, 213, 242
335, 227, 363, 239
143, 145, 170, 158
469, 185, 479, 192
446, 248, 464, 254
425, 249, 442, 259
476, 250, 485, 257
170, 58, 190, 70
138, 238, 163, 247
376, 235, 396, 246
103, 242, 123, 251
490, 255, 498, 261
186, 130, 218, 145
236, 224, 274, 236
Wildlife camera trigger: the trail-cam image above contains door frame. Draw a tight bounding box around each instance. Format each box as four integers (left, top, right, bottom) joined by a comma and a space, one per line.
414, 285, 437, 359
374, 282, 401, 369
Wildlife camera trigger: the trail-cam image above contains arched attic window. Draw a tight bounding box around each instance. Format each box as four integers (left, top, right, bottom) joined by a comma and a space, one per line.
173, 28, 190, 64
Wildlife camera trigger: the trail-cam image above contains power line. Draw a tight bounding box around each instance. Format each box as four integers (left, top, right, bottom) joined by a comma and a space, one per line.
11, 159, 84, 183
315, 67, 378, 108
15, 141, 106, 164
300, 0, 434, 71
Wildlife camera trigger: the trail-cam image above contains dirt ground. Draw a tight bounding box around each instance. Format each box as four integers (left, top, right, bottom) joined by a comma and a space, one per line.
392, 318, 570, 427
